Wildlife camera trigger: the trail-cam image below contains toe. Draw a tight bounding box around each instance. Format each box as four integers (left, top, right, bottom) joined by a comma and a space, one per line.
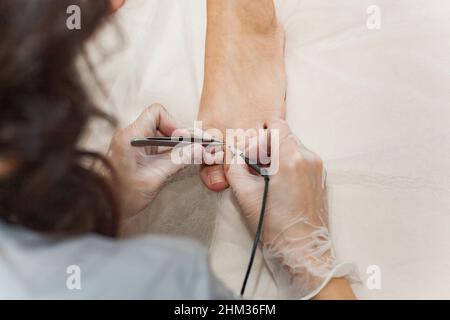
200, 165, 229, 192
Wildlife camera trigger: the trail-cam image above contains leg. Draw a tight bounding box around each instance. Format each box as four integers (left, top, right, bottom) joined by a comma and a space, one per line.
198, 0, 286, 191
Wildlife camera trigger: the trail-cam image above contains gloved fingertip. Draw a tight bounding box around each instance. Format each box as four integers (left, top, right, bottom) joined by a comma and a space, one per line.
225, 161, 250, 179
179, 143, 204, 165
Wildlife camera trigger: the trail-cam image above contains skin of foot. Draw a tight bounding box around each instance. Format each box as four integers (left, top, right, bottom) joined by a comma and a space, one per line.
198, 0, 287, 191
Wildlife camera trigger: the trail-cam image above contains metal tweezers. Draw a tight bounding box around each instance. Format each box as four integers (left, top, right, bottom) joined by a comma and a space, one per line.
130, 137, 224, 148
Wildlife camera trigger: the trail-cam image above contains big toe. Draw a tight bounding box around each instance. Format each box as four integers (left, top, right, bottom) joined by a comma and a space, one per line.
200, 165, 229, 192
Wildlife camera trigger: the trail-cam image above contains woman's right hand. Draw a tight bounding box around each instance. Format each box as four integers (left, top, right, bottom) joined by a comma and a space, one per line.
226, 119, 355, 299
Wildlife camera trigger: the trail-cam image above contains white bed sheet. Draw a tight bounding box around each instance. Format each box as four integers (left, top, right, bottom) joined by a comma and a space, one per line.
88, 0, 450, 299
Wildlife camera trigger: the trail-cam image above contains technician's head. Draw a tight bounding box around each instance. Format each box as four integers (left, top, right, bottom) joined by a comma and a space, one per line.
0, 0, 124, 237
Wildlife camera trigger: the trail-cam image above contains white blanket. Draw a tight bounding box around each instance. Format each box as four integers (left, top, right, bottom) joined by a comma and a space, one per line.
87, 0, 450, 299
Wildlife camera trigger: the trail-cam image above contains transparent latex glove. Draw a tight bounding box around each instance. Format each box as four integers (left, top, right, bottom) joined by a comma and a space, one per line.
109, 103, 204, 219
226, 119, 357, 299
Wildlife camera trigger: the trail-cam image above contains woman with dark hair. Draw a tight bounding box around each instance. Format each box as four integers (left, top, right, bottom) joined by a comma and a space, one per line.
0, 0, 355, 299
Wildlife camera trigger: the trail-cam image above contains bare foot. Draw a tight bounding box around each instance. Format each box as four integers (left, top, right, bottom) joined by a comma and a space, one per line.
198, 0, 286, 191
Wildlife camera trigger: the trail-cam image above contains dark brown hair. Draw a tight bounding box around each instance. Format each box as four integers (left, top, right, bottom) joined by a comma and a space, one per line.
0, 0, 121, 237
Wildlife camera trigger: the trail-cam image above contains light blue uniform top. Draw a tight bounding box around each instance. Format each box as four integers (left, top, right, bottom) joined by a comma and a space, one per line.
0, 221, 233, 299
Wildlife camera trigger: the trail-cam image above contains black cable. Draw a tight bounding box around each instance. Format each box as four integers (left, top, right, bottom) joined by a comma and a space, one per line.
240, 174, 270, 296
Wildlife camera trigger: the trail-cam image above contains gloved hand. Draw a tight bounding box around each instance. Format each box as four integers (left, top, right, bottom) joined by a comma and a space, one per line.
109, 104, 203, 218
226, 119, 357, 299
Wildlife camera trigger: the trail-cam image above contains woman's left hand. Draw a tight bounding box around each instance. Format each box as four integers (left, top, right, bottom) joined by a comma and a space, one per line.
109, 103, 202, 218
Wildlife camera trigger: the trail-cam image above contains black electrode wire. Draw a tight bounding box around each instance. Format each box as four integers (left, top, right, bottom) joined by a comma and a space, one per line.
240, 174, 270, 296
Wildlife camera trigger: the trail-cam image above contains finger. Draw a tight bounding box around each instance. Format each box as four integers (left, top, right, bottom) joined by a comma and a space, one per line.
268, 120, 311, 171
243, 132, 270, 165
203, 148, 225, 166
152, 143, 204, 180
132, 103, 180, 138
172, 128, 192, 139
267, 119, 293, 143
226, 156, 264, 194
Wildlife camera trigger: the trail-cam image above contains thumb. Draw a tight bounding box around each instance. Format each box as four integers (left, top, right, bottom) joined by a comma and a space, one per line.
226, 156, 264, 196
152, 143, 204, 180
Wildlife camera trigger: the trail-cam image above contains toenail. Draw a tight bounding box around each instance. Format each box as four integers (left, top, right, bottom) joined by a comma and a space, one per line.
209, 170, 225, 185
